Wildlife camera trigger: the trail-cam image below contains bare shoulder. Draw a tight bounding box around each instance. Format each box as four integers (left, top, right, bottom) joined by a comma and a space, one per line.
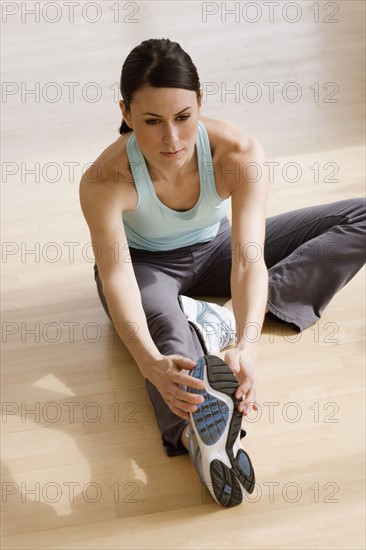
81, 133, 131, 186
199, 115, 256, 159
199, 115, 266, 197
79, 133, 137, 214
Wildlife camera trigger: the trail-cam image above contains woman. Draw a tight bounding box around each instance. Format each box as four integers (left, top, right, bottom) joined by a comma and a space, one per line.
79, 38, 365, 507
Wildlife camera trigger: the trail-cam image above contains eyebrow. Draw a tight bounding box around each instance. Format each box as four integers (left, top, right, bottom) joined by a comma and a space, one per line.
141, 106, 192, 117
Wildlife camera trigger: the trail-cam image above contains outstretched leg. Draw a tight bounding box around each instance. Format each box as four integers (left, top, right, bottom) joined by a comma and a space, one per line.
94, 256, 206, 457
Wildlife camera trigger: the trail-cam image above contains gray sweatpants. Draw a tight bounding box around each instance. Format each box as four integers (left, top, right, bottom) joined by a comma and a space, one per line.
93, 198, 366, 456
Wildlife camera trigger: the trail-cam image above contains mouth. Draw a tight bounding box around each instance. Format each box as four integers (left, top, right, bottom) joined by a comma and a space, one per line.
160, 149, 183, 157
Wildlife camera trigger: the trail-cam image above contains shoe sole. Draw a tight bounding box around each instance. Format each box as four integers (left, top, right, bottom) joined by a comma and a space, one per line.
189, 355, 255, 507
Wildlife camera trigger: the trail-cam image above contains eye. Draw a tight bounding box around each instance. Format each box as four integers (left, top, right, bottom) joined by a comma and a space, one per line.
177, 115, 191, 121
145, 119, 160, 125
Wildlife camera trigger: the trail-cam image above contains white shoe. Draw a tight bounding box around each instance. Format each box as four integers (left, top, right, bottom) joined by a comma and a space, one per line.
179, 295, 236, 354
187, 355, 255, 507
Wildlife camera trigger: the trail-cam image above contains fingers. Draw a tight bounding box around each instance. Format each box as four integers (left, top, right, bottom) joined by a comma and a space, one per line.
237, 387, 257, 415
235, 376, 254, 400
172, 355, 197, 371
165, 394, 195, 419
178, 371, 206, 392
238, 400, 256, 415
174, 386, 205, 408
240, 402, 258, 416
165, 378, 204, 411
169, 356, 206, 392
156, 356, 206, 419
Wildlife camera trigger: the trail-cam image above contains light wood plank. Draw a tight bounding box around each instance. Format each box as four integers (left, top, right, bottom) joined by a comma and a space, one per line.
1, 1, 365, 548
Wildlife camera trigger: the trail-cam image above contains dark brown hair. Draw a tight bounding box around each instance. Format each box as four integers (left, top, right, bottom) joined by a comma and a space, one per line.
119, 38, 201, 134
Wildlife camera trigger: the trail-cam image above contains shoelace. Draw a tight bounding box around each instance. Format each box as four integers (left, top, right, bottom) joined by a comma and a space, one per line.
219, 320, 236, 350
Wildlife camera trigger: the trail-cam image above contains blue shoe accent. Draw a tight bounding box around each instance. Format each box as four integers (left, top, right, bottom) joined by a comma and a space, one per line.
223, 484, 232, 495
189, 357, 229, 445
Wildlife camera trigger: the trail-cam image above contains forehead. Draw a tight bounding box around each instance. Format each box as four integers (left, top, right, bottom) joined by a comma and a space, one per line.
130, 86, 198, 112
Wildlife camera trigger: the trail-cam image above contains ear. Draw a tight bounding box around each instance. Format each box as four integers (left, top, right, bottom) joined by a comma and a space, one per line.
119, 100, 132, 127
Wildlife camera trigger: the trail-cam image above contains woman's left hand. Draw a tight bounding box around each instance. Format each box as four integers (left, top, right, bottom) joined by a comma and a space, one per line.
224, 347, 259, 416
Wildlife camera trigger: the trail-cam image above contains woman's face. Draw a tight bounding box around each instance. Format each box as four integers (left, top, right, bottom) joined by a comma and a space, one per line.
120, 86, 202, 170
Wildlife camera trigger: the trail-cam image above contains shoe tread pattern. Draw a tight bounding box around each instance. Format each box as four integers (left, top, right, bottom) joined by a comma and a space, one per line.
190, 357, 229, 445
210, 459, 244, 507
205, 355, 256, 495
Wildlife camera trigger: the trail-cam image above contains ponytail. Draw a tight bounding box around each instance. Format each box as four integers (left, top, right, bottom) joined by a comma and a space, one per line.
119, 119, 133, 135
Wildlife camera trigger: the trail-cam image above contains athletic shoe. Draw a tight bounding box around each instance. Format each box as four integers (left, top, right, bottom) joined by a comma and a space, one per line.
178, 295, 236, 355
187, 354, 255, 507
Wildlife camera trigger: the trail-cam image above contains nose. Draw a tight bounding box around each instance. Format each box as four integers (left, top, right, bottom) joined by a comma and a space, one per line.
162, 122, 179, 147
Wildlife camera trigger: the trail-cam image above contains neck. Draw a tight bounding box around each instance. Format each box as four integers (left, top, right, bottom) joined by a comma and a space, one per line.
146, 144, 198, 183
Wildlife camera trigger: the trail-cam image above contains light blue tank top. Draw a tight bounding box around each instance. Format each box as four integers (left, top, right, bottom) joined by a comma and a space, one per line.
122, 120, 230, 251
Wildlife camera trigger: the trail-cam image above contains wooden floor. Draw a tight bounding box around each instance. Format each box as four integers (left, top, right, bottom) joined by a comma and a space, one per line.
1, 1, 365, 548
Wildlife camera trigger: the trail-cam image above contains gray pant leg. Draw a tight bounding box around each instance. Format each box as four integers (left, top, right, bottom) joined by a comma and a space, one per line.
93, 259, 206, 457
131, 264, 208, 456
264, 197, 366, 331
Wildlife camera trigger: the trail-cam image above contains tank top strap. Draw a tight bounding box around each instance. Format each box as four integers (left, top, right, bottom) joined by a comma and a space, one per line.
125, 132, 151, 210
196, 120, 223, 205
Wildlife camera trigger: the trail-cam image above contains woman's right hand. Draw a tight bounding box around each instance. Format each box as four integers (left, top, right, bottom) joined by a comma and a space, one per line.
147, 355, 206, 420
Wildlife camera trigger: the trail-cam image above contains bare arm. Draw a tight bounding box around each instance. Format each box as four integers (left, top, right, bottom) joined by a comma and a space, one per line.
79, 174, 205, 419
223, 138, 269, 412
